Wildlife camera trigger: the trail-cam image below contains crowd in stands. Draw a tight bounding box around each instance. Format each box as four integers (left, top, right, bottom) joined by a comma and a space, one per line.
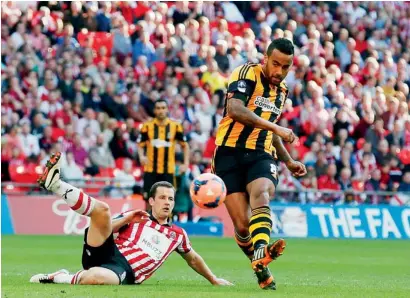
1, 1, 410, 206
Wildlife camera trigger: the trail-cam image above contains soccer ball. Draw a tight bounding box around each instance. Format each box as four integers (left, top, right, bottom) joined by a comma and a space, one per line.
190, 173, 226, 209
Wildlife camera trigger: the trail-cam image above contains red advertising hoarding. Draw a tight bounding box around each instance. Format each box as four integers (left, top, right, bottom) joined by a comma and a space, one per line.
6, 196, 235, 236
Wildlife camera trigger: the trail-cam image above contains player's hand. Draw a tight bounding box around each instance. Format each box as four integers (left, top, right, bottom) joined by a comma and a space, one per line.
126, 210, 150, 224
140, 156, 148, 166
273, 125, 298, 144
211, 277, 234, 286
179, 164, 188, 173
286, 160, 307, 177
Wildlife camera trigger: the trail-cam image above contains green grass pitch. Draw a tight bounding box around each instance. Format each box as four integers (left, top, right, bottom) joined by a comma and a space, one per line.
2, 236, 410, 298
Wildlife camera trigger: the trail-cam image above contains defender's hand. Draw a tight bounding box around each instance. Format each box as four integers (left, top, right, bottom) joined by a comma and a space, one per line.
286, 160, 307, 177
140, 156, 148, 166
126, 210, 150, 224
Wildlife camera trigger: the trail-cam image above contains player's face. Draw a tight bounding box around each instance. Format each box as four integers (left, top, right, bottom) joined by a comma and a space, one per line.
264, 49, 293, 86
154, 102, 168, 120
150, 187, 175, 219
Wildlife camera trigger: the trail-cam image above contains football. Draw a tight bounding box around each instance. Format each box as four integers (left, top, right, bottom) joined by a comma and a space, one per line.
190, 173, 227, 209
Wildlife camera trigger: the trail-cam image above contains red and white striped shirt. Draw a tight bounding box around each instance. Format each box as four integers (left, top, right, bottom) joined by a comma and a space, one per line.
114, 216, 192, 284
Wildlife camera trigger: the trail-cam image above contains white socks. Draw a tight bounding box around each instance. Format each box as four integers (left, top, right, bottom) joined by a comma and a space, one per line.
51, 181, 96, 216
53, 270, 85, 284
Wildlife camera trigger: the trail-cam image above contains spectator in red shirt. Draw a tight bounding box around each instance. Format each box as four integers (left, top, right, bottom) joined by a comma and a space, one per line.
53, 100, 73, 129
318, 164, 342, 202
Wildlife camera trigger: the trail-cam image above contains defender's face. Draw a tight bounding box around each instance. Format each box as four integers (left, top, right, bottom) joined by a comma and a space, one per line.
264, 49, 293, 86
154, 102, 168, 120
149, 187, 175, 219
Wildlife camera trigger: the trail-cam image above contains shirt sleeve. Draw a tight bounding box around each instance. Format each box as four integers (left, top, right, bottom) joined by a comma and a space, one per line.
137, 123, 149, 147
226, 64, 257, 103
175, 123, 187, 146
176, 228, 192, 254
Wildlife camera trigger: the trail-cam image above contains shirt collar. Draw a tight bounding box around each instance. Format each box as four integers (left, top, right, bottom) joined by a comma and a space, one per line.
149, 212, 172, 227
153, 118, 170, 126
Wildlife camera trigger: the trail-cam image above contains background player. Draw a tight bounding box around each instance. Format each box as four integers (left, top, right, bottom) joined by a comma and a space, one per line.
137, 99, 190, 211
212, 38, 307, 290
30, 152, 232, 286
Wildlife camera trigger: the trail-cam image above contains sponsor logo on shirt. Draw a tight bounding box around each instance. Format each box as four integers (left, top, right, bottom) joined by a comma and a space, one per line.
254, 96, 282, 114
151, 139, 172, 148
138, 227, 173, 261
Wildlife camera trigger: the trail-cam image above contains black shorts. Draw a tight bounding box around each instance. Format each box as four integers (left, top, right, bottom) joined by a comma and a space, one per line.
143, 172, 175, 200
82, 228, 135, 285
212, 146, 278, 195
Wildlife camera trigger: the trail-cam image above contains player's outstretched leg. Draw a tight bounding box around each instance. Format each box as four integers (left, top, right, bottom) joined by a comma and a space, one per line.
36, 152, 120, 285
30, 268, 120, 285
38, 152, 112, 247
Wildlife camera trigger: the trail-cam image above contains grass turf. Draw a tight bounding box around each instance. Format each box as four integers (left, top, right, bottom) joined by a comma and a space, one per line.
2, 236, 410, 298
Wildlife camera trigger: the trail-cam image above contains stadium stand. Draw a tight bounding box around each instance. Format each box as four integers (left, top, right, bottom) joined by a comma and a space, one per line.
1, 1, 410, 207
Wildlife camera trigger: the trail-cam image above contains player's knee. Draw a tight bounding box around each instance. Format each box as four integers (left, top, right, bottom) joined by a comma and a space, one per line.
78, 270, 107, 285
93, 201, 110, 217
251, 186, 274, 206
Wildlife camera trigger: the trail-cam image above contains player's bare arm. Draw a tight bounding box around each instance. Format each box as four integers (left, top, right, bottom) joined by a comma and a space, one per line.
271, 134, 307, 177
137, 145, 148, 166
227, 98, 297, 143
181, 249, 233, 286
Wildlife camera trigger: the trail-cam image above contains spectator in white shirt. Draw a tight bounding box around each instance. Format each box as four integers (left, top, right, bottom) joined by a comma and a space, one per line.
10, 22, 25, 50
111, 158, 136, 198
40, 89, 62, 117
81, 125, 97, 152
18, 122, 40, 157
221, 2, 245, 23
76, 108, 101, 136
89, 134, 116, 169
228, 45, 245, 72
189, 121, 209, 151
61, 151, 84, 183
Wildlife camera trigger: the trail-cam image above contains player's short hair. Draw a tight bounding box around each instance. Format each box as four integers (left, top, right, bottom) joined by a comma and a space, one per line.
149, 181, 175, 199
154, 99, 168, 108
267, 38, 294, 56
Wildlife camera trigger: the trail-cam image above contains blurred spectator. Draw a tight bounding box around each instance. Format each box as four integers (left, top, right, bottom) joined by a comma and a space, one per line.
89, 134, 116, 169
61, 152, 84, 183
39, 126, 54, 154
69, 133, 88, 167
386, 121, 404, 147
96, 2, 112, 32
18, 122, 40, 158
76, 108, 101, 136
317, 164, 342, 203
365, 169, 384, 204
82, 126, 97, 152
132, 32, 156, 66
365, 118, 386, 150
214, 40, 230, 74
111, 158, 136, 198
398, 172, 410, 192
112, 21, 132, 58
339, 168, 353, 191
109, 128, 133, 160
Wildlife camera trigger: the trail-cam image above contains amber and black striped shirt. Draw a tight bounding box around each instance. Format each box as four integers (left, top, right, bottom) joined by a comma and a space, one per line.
137, 118, 187, 174
215, 63, 289, 154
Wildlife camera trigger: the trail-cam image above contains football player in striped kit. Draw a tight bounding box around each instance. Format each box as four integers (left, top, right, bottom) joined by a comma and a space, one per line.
30, 152, 232, 286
